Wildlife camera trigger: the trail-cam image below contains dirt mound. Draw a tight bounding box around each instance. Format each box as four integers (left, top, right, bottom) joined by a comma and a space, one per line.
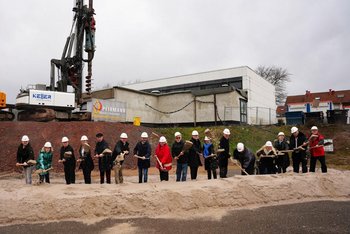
0, 122, 161, 172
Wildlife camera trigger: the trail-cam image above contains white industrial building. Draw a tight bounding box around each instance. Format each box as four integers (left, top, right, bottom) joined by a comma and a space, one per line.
90, 66, 277, 126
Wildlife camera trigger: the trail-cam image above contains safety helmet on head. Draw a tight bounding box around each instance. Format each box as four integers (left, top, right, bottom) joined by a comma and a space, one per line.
192, 130, 199, 136
237, 143, 244, 152
174, 132, 181, 137
311, 126, 318, 131
204, 136, 210, 141
80, 135, 88, 141
291, 127, 298, 134
44, 142, 52, 148
62, 137, 69, 143
120, 133, 128, 138
265, 141, 273, 147
141, 132, 148, 138
21, 135, 29, 142
223, 128, 231, 135
159, 136, 167, 143
278, 132, 285, 136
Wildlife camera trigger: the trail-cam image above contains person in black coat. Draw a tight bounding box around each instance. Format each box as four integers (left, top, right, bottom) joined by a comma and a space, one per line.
78, 135, 94, 184
172, 132, 189, 182
112, 133, 130, 184
58, 137, 76, 184
289, 127, 308, 173
188, 130, 202, 180
94, 133, 113, 184
274, 132, 290, 173
133, 132, 151, 183
16, 135, 35, 184
256, 141, 277, 174
218, 128, 231, 178
233, 143, 256, 175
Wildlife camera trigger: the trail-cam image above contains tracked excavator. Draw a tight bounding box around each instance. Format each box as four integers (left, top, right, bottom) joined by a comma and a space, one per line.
15, 0, 96, 121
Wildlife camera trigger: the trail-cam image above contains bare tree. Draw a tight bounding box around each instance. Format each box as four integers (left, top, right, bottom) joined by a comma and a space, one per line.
256, 66, 291, 105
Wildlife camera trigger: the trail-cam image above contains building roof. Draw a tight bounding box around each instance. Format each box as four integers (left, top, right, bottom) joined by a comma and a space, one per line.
286, 89, 350, 105
121, 66, 256, 91
276, 105, 287, 116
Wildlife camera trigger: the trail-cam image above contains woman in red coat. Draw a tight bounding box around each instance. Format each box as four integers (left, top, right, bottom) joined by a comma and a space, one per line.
155, 136, 173, 181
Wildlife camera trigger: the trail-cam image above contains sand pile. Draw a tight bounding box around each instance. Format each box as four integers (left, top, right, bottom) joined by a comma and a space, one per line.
0, 169, 349, 225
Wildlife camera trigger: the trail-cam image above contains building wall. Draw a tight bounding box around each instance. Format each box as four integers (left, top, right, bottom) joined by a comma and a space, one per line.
243, 69, 276, 125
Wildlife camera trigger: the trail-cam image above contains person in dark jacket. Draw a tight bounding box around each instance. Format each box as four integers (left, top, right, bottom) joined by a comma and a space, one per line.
218, 128, 231, 178
112, 133, 130, 184
16, 135, 35, 184
188, 130, 202, 180
133, 132, 151, 183
274, 132, 290, 173
233, 143, 256, 175
58, 137, 76, 184
203, 136, 217, 179
289, 127, 308, 173
78, 135, 94, 184
256, 141, 277, 174
172, 132, 188, 182
94, 133, 113, 184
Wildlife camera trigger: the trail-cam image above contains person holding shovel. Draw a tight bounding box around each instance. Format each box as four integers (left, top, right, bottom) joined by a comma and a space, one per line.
112, 133, 130, 184
203, 136, 218, 179
58, 137, 76, 184
133, 132, 151, 183
16, 135, 35, 184
171, 132, 189, 182
94, 133, 113, 184
233, 143, 256, 175
218, 128, 231, 178
308, 126, 327, 173
155, 136, 172, 181
78, 135, 94, 184
36, 142, 53, 184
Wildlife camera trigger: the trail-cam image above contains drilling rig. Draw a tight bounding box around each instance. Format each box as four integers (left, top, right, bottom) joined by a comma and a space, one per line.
15, 0, 95, 121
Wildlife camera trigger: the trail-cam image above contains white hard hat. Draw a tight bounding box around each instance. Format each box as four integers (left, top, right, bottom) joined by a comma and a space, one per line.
265, 141, 273, 147
237, 143, 244, 152
311, 126, 318, 131
278, 132, 285, 136
61, 137, 69, 143
141, 132, 148, 138
21, 135, 29, 142
291, 127, 298, 134
44, 142, 52, 148
120, 133, 128, 138
174, 132, 181, 137
192, 130, 199, 136
223, 128, 231, 135
80, 135, 88, 141
204, 136, 210, 141
159, 136, 167, 143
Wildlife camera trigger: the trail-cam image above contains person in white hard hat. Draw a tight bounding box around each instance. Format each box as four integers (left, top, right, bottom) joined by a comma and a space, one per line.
289, 126, 308, 173
256, 141, 277, 174
218, 128, 231, 178
308, 126, 327, 173
112, 133, 130, 184
233, 143, 256, 175
133, 132, 151, 183
188, 130, 202, 180
58, 137, 76, 184
78, 135, 94, 184
16, 135, 35, 184
203, 136, 217, 180
171, 132, 189, 182
274, 132, 290, 173
36, 142, 53, 183
155, 136, 173, 181
94, 133, 113, 184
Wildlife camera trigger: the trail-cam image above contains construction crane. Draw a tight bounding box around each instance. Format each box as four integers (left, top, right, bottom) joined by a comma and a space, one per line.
15, 0, 96, 121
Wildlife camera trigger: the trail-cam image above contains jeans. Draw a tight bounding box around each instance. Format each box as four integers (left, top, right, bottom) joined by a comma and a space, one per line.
138, 167, 148, 183
39, 173, 50, 183
309, 156, 327, 173
176, 163, 188, 182
23, 166, 33, 184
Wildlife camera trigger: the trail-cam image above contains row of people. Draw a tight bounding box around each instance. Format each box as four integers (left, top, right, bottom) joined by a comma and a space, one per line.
16, 125, 327, 185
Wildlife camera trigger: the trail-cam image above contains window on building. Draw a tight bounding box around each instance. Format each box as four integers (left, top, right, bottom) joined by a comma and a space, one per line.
240, 99, 247, 123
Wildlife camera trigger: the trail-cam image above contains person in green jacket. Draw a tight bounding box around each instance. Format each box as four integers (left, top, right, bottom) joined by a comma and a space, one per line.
36, 142, 53, 183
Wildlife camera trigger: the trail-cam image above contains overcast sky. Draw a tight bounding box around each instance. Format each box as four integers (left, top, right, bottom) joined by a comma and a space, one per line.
1, 0, 349, 103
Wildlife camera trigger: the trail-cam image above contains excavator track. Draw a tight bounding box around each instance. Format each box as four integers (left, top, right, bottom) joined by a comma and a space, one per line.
0, 110, 15, 121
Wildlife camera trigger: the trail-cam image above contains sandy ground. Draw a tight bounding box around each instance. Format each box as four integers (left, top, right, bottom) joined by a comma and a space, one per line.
0, 167, 350, 228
